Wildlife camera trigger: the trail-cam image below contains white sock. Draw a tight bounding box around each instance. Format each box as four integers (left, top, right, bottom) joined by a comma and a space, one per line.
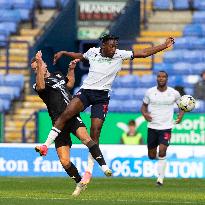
44, 127, 61, 147
157, 156, 167, 181
101, 165, 109, 173
85, 153, 94, 174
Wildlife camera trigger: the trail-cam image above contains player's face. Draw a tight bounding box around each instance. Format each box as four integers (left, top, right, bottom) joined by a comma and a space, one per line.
31, 61, 48, 74
129, 125, 136, 134
157, 72, 168, 87
102, 40, 118, 58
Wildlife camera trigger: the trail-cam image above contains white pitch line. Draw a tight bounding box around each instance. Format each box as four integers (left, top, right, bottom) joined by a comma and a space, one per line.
0, 196, 205, 204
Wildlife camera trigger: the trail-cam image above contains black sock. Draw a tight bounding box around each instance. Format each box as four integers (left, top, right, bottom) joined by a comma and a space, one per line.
88, 143, 106, 166
64, 162, 82, 183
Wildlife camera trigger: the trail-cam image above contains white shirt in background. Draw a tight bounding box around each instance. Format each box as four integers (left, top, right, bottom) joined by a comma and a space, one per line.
81, 47, 133, 90
143, 86, 181, 130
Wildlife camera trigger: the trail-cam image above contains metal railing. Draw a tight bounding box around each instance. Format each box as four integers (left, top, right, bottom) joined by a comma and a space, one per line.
22, 112, 37, 143
0, 40, 30, 74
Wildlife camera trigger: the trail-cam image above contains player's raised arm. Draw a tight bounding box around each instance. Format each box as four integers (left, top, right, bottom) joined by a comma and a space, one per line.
133, 37, 175, 58
66, 59, 80, 90
35, 51, 46, 91
53, 51, 84, 65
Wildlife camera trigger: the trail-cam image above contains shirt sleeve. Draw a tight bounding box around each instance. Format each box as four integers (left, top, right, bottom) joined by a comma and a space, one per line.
143, 90, 150, 104
175, 90, 181, 105
83, 48, 93, 60
118, 50, 134, 60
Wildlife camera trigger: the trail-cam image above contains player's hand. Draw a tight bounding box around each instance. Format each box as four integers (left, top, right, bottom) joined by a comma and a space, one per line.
69, 59, 80, 70
143, 113, 152, 122
53, 51, 64, 65
165, 37, 175, 48
175, 115, 183, 124
35, 51, 43, 68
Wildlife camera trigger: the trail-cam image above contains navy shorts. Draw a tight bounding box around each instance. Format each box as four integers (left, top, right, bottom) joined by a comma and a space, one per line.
147, 128, 172, 149
54, 115, 85, 149
74, 89, 110, 121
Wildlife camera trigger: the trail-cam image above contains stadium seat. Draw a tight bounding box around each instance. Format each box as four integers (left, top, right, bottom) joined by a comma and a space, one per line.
139, 74, 156, 87
13, 0, 34, 9
193, 63, 205, 74
17, 9, 31, 21
153, 63, 173, 74
41, 0, 57, 8
117, 75, 140, 88
193, 100, 205, 113
184, 88, 194, 95
194, 0, 205, 10
163, 50, 184, 63
133, 88, 147, 100
153, 0, 170, 10
172, 63, 192, 75
112, 88, 134, 100
4, 74, 24, 90
192, 12, 205, 23
0, 99, 11, 112
0, 0, 13, 9
0, 22, 18, 34
173, 0, 189, 10
0, 34, 7, 47
183, 50, 203, 63
109, 100, 123, 112
183, 24, 203, 37
0, 10, 21, 23
122, 100, 141, 112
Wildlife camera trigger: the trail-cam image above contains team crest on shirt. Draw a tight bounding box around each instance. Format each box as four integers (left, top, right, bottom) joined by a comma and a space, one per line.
56, 74, 62, 78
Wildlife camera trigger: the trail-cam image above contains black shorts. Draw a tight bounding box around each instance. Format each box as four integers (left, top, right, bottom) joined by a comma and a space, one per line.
74, 89, 110, 121
147, 128, 172, 149
54, 115, 85, 149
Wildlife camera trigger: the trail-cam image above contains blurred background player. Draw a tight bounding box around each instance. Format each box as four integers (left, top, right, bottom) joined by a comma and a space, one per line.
141, 70, 184, 186
38, 34, 175, 184
120, 120, 143, 145
193, 70, 205, 100
31, 51, 111, 196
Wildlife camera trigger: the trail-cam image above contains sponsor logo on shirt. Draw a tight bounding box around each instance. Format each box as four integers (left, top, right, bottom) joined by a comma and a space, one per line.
52, 80, 66, 88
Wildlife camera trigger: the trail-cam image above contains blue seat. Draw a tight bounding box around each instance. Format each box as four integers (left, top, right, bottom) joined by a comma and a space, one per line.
4, 74, 24, 90
13, 0, 34, 9
139, 75, 156, 87
0, 99, 11, 111
17, 9, 31, 21
0, 22, 17, 34
117, 75, 140, 88
172, 63, 192, 75
41, 0, 57, 8
184, 88, 194, 95
109, 100, 123, 112
194, 0, 205, 10
122, 100, 141, 112
192, 100, 205, 113
164, 50, 184, 63
183, 24, 203, 37
0, 34, 7, 47
0, 0, 13, 9
112, 88, 134, 100
133, 88, 147, 100
153, 0, 170, 10
153, 63, 173, 74
183, 50, 203, 63
173, 0, 189, 10
193, 12, 205, 23
193, 63, 205, 74
0, 10, 21, 23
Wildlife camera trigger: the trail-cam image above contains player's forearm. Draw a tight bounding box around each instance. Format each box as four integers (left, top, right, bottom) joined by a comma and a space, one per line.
141, 104, 148, 116
66, 69, 75, 89
178, 109, 185, 118
36, 62, 45, 90
134, 44, 167, 58
61, 51, 84, 60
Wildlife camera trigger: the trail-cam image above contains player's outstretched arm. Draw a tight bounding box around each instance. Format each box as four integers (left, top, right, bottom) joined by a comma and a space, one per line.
133, 37, 175, 58
141, 103, 152, 122
66, 59, 80, 90
53, 51, 84, 65
175, 110, 185, 124
35, 51, 46, 91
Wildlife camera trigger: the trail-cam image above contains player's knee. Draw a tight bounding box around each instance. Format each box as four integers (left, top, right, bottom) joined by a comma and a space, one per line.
90, 126, 102, 139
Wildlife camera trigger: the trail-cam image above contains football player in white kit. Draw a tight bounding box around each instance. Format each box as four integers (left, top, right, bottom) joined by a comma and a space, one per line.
141, 71, 185, 186
36, 34, 175, 186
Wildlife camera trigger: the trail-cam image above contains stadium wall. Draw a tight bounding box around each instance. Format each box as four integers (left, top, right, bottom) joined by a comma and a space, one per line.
0, 144, 205, 178
30, 0, 77, 90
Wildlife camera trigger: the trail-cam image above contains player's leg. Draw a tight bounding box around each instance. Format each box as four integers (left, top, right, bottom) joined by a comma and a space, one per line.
82, 102, 109, 183
35, 90, 89, 155
70, 116, 112, 180
156, 129, 171, 186
147, 128, 158, 159
55, 132, 86, 196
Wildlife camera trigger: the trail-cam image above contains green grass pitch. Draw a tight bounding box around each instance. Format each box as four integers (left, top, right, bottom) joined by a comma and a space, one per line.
0, 177, 205, 205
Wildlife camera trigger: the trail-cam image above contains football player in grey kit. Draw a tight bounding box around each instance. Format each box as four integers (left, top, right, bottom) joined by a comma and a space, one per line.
37, 34, 175, 184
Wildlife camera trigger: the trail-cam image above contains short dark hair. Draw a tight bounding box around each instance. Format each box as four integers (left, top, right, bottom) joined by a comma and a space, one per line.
158, 70, 168, 78
128, 120, 136, 126
99, 34, 119, 43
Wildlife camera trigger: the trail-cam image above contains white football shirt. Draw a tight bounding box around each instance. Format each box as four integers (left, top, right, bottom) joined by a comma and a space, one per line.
81, 47, 133, 90
143, 86, 181, 130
